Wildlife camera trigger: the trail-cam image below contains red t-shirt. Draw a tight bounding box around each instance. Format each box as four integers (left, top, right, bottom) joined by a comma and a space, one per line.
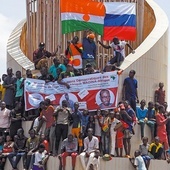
42, 105, 55, 128
156, 113, 167, 140
155, 89, 165, 105
42, 140, 49, 153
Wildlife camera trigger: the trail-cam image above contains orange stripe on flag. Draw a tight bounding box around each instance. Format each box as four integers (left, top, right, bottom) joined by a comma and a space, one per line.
61, 0, 105, 16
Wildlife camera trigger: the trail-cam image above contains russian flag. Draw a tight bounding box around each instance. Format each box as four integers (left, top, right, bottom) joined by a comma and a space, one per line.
103, 2, 136, 41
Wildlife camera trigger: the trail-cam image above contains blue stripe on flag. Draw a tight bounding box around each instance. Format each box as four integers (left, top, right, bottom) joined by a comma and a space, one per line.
104, 14, 136, 27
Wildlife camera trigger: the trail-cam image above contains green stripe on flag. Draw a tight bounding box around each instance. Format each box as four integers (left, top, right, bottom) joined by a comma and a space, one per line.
62, 20, 103, 35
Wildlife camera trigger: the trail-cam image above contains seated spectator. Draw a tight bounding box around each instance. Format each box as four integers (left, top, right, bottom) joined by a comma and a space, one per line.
38, 67, 54, 83
57, 64, 75, 89
0, 135, 13, 170
3, 135, 14, 155
103, 64, 121, 73
32, 144, 49, 170
156, 105, 170, 159
109, 111, 122, 157
33, 42, 58, 70
25, 129, 39, 170
63, 57, 69, 67
145, 101, 156, 141
84, 63, 99, 75
80, 128, 99, 170
136, 99, 148, 139
59, 134, 78, 170
39, 134, 49, 154
148, 136, 163, 159
154, 82, 165, 105
129, 150, 147, 170
48, 57, 66, 80
139, 137, 151, 169
8, 128, 27, 170
0, 152, 6, 170
0, 136, 4, 152
0, 101, 11, 137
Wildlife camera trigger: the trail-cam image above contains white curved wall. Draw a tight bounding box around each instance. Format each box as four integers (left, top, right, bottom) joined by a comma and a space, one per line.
7, 19, 34, 74
4, 122, 170, 170
5, 0, 169, 169
118, 0, 169, 103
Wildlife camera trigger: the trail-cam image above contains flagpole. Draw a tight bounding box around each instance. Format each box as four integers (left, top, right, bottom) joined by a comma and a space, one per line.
58, 0, 62, 51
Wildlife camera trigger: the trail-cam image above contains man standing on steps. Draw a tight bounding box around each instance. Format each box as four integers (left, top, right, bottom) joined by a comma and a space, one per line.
3, 68, 16, 110
53, 100, 71, 154
154, 82, 165, 105
122, 70, 139, 112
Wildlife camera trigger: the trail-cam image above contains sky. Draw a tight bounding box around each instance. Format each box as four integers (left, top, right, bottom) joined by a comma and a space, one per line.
0, 0, 169, 101
0, 0, 26, 76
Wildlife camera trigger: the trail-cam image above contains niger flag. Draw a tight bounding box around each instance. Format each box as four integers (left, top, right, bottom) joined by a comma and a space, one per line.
60, 0, 105, 35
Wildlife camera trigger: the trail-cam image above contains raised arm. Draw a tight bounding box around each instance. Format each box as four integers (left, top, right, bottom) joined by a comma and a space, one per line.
97, 40, 111, 49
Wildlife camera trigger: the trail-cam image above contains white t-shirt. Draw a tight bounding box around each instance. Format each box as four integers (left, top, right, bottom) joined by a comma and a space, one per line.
134, 155, 147, 170
84, 136, 99, 153
94, 116, 102, 136
34, 150, 47, 166
0, 108, 10, 128
110, 118, 120, 131
109, 41, 127, 57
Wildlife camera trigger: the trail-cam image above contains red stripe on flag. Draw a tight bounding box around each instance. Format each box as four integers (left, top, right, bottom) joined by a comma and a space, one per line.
103, 26, 136, 41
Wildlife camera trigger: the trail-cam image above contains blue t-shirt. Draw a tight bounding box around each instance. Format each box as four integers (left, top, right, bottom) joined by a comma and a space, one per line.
123, 77, 138, 99
82, 38, 96, 59
81, 114, 89, 127
15, 77, 24, 97
146, 109, 155, 120
49, 64, 66, 79
136, 107, 148, 120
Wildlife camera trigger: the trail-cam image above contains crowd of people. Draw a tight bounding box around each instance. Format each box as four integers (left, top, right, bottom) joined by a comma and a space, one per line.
0, 32, 169, 170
